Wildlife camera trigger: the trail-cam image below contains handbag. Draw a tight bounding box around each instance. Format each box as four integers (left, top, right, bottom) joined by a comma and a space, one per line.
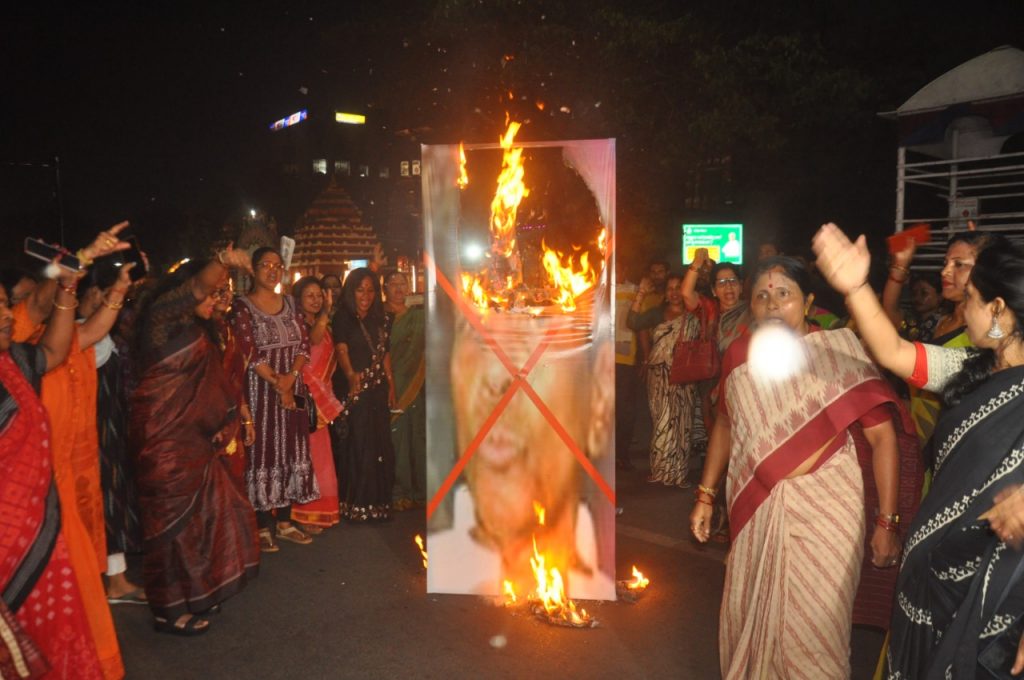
294, 381, 318, 433
669, 304, 720, 385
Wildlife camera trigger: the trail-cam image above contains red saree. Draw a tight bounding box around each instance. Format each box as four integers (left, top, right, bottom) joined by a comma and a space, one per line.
292, 330, 342, 527
130, 330, 259, 619
0, 351, 104, 680
719, 329, 898, 679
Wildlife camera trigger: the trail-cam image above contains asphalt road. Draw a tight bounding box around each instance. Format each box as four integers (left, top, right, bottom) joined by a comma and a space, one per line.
111, 457, 884, 679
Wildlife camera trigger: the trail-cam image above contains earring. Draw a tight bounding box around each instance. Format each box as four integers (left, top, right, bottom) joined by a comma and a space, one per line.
988, 316, 1006, 340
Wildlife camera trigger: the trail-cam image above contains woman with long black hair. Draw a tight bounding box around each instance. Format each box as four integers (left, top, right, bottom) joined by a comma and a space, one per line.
332, 267, 396, 521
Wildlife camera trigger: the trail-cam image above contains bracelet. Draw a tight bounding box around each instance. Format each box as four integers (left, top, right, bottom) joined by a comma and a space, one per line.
697, 483, 717, 499
102, 296, 125, 311
695, 496, 713, 507
876, 513, 901, 532
59, 281, 77, 295
241, 419, 253, 426
291, 369, 301, 378
887, 274, 908, 285
889, 264, 909, 274
75, 249, 94, 267
53, 299, 78, 311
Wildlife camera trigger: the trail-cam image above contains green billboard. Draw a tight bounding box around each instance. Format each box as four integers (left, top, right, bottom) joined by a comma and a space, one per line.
681, 224, 743, 265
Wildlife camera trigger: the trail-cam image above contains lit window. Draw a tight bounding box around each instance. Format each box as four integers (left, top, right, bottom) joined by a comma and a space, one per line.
411, 160, 421, 176
335, 160, 351, 176
358, 165, 370, 178
313, 159, 327, 174
379, 166, 390, 178
400, 161, 410, 177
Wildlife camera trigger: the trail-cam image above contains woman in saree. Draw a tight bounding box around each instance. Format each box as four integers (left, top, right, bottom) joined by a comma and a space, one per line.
291, 277, 342, 531
814, 222, 1024, 678
627, 271, 698, 487
883, 231, 992, 446
1, 225, 131, 679
131, 251, 259, 636
332, 267, 396, 521
231, 247, 316, 552
689, 255, 903, 679
383, 269, 425, 511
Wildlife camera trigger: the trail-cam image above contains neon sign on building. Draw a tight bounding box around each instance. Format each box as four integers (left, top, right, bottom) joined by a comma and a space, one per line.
269, 109, 308, 131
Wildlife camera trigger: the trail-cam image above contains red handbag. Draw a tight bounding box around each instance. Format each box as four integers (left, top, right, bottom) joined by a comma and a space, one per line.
669, 304, 720, 384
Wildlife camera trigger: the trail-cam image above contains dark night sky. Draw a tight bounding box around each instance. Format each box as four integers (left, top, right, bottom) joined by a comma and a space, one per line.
3, 1, 1023, 265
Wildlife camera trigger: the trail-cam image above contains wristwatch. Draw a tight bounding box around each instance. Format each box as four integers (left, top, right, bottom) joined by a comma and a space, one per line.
291, 369, 300, 378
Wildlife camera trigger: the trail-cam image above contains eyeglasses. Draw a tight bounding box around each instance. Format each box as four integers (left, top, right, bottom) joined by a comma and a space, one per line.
257, 262, 284, 271
715, 277, 740, 287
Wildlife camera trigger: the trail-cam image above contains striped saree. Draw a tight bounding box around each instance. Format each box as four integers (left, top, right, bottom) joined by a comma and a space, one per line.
720, 329, 897, 679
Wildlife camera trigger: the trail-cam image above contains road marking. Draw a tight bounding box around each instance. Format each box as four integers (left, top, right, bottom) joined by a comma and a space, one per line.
617, 523, 727, 564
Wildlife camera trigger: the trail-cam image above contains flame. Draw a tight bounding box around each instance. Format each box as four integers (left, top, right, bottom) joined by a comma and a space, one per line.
457, 142, 469, 189
460, 271, 510, 311
530, 535, 591, 626
489, 121, 528, 259
541, 241, 598, 312
627, 566, 649, 591
273, 283, 282, 294
292, 271, 302, 283
414, 534, 428, 569
525, 502, 593, 626
597, 227, 607, 256
502, 580, 518, 605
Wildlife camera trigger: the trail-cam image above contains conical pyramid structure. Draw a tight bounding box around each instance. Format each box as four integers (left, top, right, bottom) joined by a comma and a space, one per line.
291, 181, 380, 277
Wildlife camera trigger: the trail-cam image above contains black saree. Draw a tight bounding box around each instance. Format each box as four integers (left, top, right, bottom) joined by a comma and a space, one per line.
887, 364, 1024, 679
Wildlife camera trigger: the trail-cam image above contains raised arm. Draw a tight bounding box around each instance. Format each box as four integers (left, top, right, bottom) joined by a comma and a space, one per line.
78, 263, 134, 349
812, 223, 918, 379
880, 241, 915, 329
681, 248, 708, 310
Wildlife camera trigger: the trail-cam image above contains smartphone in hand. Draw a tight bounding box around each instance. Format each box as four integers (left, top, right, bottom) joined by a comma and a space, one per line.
24, 238, 83, 273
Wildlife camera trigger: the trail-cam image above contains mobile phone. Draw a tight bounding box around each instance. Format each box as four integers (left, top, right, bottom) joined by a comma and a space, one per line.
24, 238, 83, 273
116, 236, 148, 281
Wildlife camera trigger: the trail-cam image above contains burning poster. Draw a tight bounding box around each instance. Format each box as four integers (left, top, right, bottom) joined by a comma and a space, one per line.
423, 128, 616, 602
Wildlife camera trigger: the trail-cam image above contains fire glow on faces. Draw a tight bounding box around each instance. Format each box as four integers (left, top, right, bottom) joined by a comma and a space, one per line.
384, 272, 409, 306
254, 252, 284, 290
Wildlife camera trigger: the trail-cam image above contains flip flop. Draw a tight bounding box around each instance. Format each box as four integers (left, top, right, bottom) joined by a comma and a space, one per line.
153, 615, 209, 637
108, 588, 148, 605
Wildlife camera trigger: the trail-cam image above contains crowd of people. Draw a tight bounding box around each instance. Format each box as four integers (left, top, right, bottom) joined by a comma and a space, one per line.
639, 221, 1024, 678
0, 228, 426, 677
5, 215, 1024, 678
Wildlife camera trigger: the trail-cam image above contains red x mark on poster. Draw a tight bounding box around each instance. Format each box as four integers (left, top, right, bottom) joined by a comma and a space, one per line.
425, 252, 616, 521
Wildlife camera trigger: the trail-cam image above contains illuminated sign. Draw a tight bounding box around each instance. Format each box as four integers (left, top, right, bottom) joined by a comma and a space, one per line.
335, 112, 366, 125
682, 224, 743, 265
269, 109, 308, 131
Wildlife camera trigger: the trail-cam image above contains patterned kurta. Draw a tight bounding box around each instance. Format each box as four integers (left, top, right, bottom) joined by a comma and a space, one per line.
231, 295, 317, 511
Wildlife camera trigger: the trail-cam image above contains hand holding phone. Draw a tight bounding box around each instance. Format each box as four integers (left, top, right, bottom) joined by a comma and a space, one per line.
24, 238, 83, 273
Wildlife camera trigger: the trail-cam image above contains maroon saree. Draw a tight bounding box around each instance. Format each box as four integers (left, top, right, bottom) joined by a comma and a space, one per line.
130, 328, 259, 619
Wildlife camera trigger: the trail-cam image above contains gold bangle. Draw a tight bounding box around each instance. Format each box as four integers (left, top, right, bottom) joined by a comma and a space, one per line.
889, 264, 909, 274
102, 296, 125, 311
53, 299, 78, 311
241, 419, 253, 426
59, 281, 77, 295
697, 483, 717, 498
76, 249, 94, 267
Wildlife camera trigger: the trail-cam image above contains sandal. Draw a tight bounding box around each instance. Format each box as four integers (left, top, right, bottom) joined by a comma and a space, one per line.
299, 524, 324, 536
107, 587, 148, 605
258, 528, 279, 553
153, 614, 209, 637
198, 604, 222, 616
276, 523, 312, 545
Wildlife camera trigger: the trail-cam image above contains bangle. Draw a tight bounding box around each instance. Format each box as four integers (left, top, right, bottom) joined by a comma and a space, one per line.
102, 296, 125, 311
59, 281, 77, 295
76, 249, 94, 267
889, 264, 909, 274
53, 299, 78, 311
695, 496, 713, 507
887, 274, 907, 285
241, 419, 253, 426
876, 513, 901, 532
697, 483, 717, 499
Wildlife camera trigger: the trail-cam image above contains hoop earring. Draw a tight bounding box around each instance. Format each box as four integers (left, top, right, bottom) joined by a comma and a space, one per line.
988, 316, 1006, 340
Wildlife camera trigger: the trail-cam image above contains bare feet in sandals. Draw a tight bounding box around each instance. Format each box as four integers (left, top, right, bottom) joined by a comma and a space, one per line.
153, 614, 209, 636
